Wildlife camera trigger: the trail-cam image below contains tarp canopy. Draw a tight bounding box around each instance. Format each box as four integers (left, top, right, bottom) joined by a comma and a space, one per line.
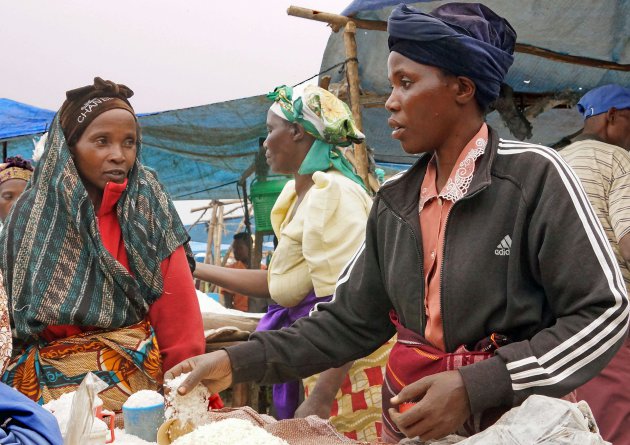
0, 96, 270, 199
7, 0, 624, 194
319, 0, 630, 163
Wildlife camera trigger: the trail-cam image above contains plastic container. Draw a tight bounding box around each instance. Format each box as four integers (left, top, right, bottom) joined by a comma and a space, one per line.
123, 402, 165, 443
249, 176, 290, 233
93, 398, 115, 443
63, 419, 108, 445
157, 418, 195, 445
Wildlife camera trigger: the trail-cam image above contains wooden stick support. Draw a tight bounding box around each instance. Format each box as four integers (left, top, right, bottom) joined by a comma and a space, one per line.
288, 5, 630, 72
287, 5, 386, 32
343, 21, 370, 190
213, 205, 225, 299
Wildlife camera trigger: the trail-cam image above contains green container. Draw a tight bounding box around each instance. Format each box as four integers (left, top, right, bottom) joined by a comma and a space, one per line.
250, 176, 290, 233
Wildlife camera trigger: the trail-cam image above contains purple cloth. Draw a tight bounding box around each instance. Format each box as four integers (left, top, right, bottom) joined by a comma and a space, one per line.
256, 290, 333, 420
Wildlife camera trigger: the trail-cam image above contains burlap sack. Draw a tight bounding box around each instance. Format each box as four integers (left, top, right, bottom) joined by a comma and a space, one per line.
158, 406, 386, 445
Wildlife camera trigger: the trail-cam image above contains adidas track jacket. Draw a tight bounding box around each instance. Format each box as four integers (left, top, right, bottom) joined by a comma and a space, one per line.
227, 127, 629, 415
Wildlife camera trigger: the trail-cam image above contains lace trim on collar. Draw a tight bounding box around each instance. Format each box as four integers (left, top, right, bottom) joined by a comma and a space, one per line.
419, 137, 487, 212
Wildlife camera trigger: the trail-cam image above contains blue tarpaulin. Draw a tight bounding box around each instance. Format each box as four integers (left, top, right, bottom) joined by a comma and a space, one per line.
0, 96, 270, 199
321, 0, 630, 162
0, 99, 55, 140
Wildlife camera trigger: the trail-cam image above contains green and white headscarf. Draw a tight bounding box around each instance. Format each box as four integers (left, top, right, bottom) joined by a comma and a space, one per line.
267, 85, 366, 189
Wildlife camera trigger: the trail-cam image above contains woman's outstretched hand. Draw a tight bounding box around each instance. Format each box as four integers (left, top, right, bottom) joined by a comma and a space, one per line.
164, 350, 234, 396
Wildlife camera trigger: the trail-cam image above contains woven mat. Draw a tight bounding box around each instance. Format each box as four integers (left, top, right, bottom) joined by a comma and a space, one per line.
204, 406, 386, 445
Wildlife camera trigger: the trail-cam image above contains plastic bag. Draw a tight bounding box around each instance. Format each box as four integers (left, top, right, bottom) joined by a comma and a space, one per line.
64, 372, 108, 445
459, 395, 609, 445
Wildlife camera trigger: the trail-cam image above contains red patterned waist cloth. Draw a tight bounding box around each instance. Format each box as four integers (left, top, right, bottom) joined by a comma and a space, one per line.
381, 311, 510, 443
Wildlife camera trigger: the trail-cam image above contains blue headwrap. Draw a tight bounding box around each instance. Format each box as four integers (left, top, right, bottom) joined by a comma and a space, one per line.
388, 3, 516, 110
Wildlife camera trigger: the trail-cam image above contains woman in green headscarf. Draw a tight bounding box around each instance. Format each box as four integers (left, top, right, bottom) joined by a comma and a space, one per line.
194, 85, 391, 440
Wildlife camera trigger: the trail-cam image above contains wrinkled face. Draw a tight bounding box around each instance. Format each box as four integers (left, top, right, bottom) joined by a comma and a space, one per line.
0, 179, 27, 221
71, 109, 137, 202
263, 110, 302, 175
385, 51, 459, 154
608, 108, 630, 151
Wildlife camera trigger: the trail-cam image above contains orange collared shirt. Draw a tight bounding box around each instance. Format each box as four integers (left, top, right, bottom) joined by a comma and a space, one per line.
419, 124, 488, 351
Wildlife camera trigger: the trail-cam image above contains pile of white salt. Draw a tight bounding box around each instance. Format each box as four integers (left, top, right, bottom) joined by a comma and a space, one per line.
164, 372, 211, 426
123, 390, 164, 408
171, 418, 288, 445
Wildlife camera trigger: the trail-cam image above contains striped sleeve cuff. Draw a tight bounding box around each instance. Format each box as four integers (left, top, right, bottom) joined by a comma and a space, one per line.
458, 355, 513, 414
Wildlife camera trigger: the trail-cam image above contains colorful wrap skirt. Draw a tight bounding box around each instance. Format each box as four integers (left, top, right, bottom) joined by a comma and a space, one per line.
1, 319, 162, 413
381, 311, 503, 443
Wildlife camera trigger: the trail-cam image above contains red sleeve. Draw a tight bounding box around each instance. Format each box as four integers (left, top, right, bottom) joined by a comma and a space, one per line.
148, 246, 206, 372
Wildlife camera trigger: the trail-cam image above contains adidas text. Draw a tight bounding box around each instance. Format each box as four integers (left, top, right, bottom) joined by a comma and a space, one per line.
495, 235, 512, 256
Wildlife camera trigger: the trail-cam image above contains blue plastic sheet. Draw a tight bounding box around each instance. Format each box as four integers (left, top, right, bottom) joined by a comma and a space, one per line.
323, 0, 630, 158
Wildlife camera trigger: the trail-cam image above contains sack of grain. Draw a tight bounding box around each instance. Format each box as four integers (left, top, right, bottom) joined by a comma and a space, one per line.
158, 406, 385, 445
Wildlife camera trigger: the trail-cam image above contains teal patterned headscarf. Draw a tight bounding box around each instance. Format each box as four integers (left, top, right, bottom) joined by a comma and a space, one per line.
267, 85, 366, 189
0, 115, 192, 339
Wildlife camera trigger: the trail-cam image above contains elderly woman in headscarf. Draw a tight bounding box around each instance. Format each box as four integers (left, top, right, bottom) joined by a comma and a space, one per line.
0, 156, 33, 222
194, 85, 391, 440
167, 3, 628, 443
0, 272, 63, 445
0, 78, 216, 414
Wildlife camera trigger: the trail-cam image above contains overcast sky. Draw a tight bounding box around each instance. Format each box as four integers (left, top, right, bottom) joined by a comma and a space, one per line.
2, 0, 348, 113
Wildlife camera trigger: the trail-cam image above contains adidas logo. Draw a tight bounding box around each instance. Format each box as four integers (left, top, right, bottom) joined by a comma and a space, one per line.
495, 235, 511, 256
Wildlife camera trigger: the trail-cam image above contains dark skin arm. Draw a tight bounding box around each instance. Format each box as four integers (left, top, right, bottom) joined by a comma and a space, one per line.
388, 370, 471, 440
294, 362, 354, 419
618, 233, 630, 266
193, 262, 270, 299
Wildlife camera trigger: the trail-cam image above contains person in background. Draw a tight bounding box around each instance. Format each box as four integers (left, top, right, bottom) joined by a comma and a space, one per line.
221, 232, 254, 312
0, 269, 63, 445
0, 78, 218, 414
560, 84, 630, 445
0, 156, 33, 222
194, 85, 390, 441
167, 4, 628, 443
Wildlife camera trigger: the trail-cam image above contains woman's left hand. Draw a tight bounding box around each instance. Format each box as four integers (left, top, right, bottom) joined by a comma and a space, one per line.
388, 370, 470, 441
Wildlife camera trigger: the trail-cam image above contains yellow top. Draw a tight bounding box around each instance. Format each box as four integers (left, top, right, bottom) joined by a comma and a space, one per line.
267, 170, 372, 307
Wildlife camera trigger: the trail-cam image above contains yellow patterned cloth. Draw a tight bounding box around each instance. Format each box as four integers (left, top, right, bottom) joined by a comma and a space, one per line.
303, 339, 394, 442
2, 319, 162, 412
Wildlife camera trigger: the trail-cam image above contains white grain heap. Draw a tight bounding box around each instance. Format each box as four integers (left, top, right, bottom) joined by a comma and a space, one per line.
171, 418, 289, 445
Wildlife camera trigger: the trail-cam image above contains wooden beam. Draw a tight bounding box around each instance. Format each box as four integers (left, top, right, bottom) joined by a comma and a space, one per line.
288, 5, 630, 72
343, 21, 370, 190
287, 5, 386, 32
514, 43, 630, 72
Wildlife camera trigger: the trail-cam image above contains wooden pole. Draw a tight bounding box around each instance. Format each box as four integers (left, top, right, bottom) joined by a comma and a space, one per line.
287, 5, 386, 32
213, 204, 225, 299
204, 203, 217, 266
288, 5, 630, 72
201, 203, 218, 293
343, 21, 370, 190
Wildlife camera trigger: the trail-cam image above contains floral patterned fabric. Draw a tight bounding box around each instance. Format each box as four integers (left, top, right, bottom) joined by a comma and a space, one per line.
0, 271, 11, 375
267, 85, 367, 190
2, 319, 162, 413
